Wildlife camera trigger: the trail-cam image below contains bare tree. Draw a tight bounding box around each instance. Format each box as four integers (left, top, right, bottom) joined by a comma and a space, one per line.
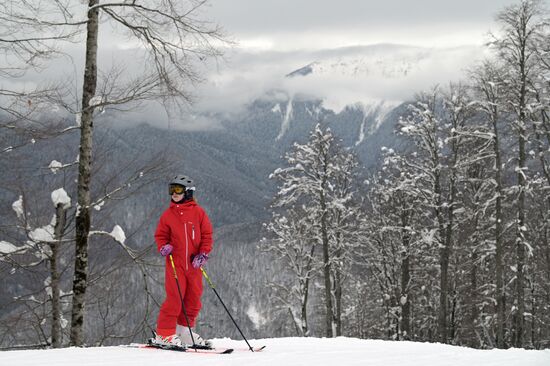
1, 0, 226, 346
0, 187, 72, 349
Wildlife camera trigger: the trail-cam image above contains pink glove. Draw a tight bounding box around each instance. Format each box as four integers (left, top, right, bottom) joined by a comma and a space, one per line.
192, 252, 208, 268
160, 244, 173, 257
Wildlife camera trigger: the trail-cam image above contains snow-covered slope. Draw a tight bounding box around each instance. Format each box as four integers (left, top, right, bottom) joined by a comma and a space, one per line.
2, 337, 549, 366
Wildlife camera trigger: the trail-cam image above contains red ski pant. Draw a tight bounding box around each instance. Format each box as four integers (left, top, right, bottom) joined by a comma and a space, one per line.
156, 261, 203, 337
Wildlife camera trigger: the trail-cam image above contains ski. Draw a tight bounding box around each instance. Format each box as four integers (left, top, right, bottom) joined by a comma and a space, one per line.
240, 345, 266, 352
123, 342, 234, 354
224, 345, 266, 352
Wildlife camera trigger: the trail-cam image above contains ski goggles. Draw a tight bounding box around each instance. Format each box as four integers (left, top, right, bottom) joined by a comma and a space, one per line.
169, 184, 186, 195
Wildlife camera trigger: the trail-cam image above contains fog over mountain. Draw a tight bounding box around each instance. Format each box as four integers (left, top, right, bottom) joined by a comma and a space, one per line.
103, 43, 487, 131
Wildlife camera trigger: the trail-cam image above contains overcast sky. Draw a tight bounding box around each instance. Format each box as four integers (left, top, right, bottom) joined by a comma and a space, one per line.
204, 0, 521, 51
163, 0, 528, 122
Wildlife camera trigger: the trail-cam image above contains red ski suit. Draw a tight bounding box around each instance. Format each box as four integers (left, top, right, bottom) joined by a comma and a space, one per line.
154, 199, 213, 337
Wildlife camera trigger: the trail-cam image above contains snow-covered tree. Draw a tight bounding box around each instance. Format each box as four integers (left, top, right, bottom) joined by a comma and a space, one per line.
489, 0, 547, 347
361, 150, 424, 340
397, 88, 450, 343
469, 60, 510, 348
369, 84, 481, 344
268, 124, 361, 337
262, 207, 319, 336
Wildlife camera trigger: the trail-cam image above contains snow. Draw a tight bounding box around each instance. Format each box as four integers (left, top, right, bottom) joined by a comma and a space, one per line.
49, 159, 78, 174
0, 240, 19, 255
354, 101, 399, 145
94, 200, 105, 211
356, 108, 368, 146
271, 103, 282, 114
276, 98, 294, 140
89, 225, 126, 245
28, 226, 55, 243
51, 188, 71, 209
12, 196, 24, 219
48, 160, 63, 173
246, 304, 264, 330
421, 228, 437, 245
1, 337, 548, 366
110, 225, 126, 244
89, 95, 104, 107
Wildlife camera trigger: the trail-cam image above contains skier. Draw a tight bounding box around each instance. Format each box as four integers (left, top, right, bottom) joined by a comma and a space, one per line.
153, 174, 213, 348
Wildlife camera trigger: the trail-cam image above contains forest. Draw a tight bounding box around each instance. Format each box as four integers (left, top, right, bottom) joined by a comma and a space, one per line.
248, 0, 550, 348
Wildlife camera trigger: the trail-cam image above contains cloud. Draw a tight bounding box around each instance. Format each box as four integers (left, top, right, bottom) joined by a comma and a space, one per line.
191, 44, 490, 117
3, 38, 493, 131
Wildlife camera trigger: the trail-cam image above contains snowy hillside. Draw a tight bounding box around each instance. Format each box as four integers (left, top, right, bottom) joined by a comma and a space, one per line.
2, 337, 549, 366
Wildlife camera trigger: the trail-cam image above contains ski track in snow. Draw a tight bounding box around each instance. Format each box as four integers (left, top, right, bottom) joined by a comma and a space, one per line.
1, 337, 549, 366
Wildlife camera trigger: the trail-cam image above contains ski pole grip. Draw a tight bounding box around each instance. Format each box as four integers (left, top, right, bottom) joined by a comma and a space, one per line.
200, 267, 215, 289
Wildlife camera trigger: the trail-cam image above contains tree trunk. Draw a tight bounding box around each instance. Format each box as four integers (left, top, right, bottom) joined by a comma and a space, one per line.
333, 230, 343, 337
400, 213, 411, 339
301, 276, 310, 336
468, 248, 479, 348
51, 202, 67, 348
70, 0, 99, 347
435, 168, 449, 343
438, 121, 458, 344
335, 270, 342, 336
492, 108, 506, 348
513, 50, 527, 350
320, 190, 334, 337
301, 241, 316, 337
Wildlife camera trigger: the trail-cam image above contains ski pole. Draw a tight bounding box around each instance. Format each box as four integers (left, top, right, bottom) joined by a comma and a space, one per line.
200, 267, 255, 352
168, 254, 197, 348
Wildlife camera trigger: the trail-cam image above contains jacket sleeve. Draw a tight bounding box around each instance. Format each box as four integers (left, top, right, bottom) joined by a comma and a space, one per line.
154, 213, 171, 252
199, 209, 213, 254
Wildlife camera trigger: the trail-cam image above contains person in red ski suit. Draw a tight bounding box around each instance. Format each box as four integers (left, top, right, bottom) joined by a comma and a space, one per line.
154, 174, 213, 346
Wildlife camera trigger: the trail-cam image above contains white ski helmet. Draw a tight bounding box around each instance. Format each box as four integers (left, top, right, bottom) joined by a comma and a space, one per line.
170, 174, 194, 188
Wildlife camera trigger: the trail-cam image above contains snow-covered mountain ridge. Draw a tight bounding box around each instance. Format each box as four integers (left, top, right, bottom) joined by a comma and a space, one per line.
285, 44, 484, 81
287, 51, 423, 79
2, 337, 549, 366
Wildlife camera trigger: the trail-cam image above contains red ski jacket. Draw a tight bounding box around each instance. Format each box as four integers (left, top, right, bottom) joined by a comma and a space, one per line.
155, 199, 213, 270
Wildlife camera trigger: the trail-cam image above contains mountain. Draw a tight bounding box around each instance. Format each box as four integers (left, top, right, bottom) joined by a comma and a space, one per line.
96, 91, 405, 231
